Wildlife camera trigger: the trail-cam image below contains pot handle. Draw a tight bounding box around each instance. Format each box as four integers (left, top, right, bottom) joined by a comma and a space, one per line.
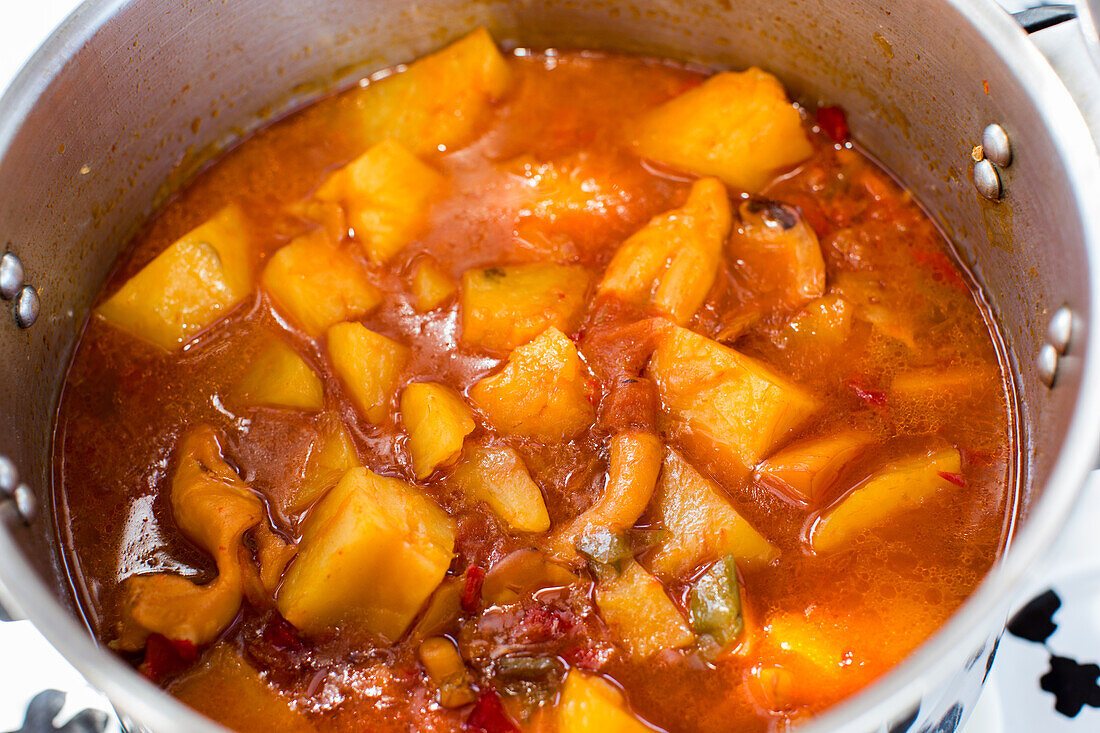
1013, 4, 1078, 33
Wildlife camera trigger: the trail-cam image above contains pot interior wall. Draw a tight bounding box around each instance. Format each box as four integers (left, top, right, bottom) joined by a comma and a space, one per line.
0, 0, 1083, 669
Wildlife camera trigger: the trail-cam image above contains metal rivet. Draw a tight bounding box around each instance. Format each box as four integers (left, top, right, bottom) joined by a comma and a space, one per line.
1048, 306, 1074, 354
14, 285, 39, 328
1037, 342, 1059, 388
0, 457, 16, 498
981, 124, 1012, 167
12, 484, 36, 523
0, 253, 24, 300
973, 159, 1002, 201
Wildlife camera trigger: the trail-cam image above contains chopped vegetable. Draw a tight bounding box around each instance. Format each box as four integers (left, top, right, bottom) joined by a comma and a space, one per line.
648, 448, 778, 579
352, 27, 514, 157
689, 555, 744, 657
809, 447, 963, 553
890, 366, 994, 402
276, 467, 455, 640
548, 431, 663, 561
496, 653, 566, 715
469, 327, 596, 442
465, 688, 520, 733
647, 323, 819, 474
116, 427, 263, 650
598, 177, 731, 325
555, 670, 651, 732
261, 229, 382, 337
576, 529, 633, 573
409, 577, 464, 642
816, 106, 850, 143
462, 565, 486, 615
419, 636, 477, 708
285, 414, 361, 514
730, 198, 826, 309
481, 549, 580, 606
232, 337, 324, 412
401, 382, 476, 479
630, 68, 814, 192
755, 431, 874, 505
314, 138, 447, 264
410, 257, 458, 311
96, 205, 253, 351
326, 322, 410, 424
775, 294, 853, 352
461, 262, 593, 352
595, 560, 695, 660
452, 442, 551, 533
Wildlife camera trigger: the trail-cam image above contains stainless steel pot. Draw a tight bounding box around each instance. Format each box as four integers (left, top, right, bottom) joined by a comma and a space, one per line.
0, 1, 1097, 731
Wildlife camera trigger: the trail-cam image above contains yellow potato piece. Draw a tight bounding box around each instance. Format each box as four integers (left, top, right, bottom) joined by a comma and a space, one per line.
502, 154, 627, 223
648, 448, 777, 579
326, 322, 410, 424
764, 612, 850, 681
419, 636, 476, 709
451, 442, 551, 534
96, 205, 252, 351
352, 27, 514, 156
481, 548, 580, 606
755, 431, 874, 505
277, 467, 455, 640
469, 326, 596, 442
631, 68, 813, 192
285, 414, 361, 514
401, 382, 476, 479
557, 671, 651, 732
596, 560, 695, 660
461, 262, 593, 352
316, 138, 447, 264
810, 447, 962, 553
599, 177, 731, 325
547, 431, 663, 561
170, 644, 316, 732
116, 427, 263, 650
261, 230, 381, 337
776, 294, 853, 351
233, 338, 324, 411
410, 257, 458, 311
647, 323, 819, 473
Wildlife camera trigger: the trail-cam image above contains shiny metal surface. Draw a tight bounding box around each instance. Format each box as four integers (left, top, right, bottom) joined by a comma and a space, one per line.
982, 123, 1014, 167
0, 456, 16, 497
1078, 0, 1100, 69
973, 158, 1004, 200
1037, 342, 1062, 387
0, 252, 25, 300
0, 1, 1096, 732
13, 284, 39, 329
1049, 305, 1076, 353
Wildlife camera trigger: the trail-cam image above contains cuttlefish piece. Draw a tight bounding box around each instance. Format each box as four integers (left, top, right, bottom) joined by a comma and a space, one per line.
116, 427, 264, 651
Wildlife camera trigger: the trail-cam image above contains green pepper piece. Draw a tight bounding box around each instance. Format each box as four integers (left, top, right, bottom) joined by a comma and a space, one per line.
689, 555, 744, 652
575, 528, 632, 579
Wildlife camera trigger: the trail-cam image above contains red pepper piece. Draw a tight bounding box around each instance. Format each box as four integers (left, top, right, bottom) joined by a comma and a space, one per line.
938, 471, 967, 487
848, 380, 887, 407
462, 565, 486, 615
464, 689, 519, 733
264, 615, 306, 653
519, 605, 575, 643
139, 634, 198, 681
563, 644, 612, 671
817, 106, 850, 143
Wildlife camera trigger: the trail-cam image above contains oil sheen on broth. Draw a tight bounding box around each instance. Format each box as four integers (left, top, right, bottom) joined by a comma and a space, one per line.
52, 28, 1017, 733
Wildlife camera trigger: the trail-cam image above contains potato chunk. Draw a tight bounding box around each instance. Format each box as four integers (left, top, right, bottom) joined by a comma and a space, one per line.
775, 294, 853, 351
326, 322, 410, 424
409, 257, 458, 311
547, 431, 663, 561
352, 28, 514, 156
469, 327, 596, 442
598, 178, 730, 325
233, 338, 324, 412
810, 447, 962, 553
315, 138, 447, 263
556, 671, 651, 732
755, 431, 874, 505
451, 442, 551, 533
261, 230, 381, 337
276, 467, 455, 640
401, 382, 476, 479
419, 636, 476, 709
461, 263, 593, 352
631, 69, 813, 192
647, 323, 819, 473
648, 448, 777, 578
97, 205, 252, 351
596, 560, 695, 660
170, 644, 316, 732
285, 415, 360, 514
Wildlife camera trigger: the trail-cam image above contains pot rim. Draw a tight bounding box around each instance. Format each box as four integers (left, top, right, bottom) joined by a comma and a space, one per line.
0, 1, 1097, 731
